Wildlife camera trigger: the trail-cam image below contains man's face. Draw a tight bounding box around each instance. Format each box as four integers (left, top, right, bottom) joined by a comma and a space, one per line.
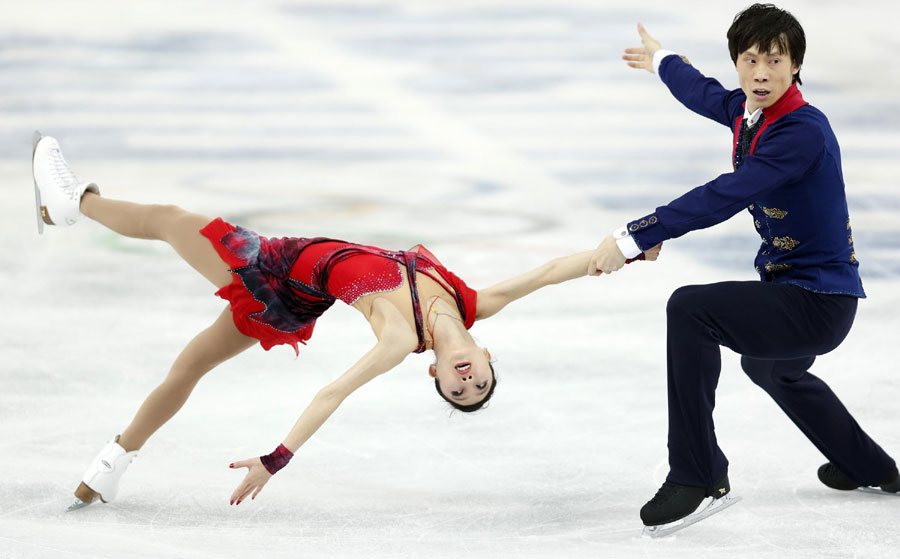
735, 43, 799, 113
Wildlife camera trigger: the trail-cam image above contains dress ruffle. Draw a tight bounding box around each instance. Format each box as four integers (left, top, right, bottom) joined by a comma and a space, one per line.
200, 218, 327, 355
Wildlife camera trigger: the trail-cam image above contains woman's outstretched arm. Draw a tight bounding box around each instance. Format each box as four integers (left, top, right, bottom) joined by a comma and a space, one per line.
228, 299, 416, 504
475, 244, 661, 320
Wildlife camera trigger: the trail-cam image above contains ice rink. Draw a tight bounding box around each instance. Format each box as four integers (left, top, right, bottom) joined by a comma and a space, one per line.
2, 1, 899, 557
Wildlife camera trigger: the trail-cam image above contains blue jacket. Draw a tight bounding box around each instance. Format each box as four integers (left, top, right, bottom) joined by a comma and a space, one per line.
628, 54, 865, 297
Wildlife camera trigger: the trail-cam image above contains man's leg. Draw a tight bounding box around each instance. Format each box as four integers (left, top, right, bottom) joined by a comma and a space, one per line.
741, 355, 896, 485
663, 281, 876, 488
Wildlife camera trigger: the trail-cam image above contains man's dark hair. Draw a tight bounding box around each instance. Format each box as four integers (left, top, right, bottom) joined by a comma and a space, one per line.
434, 362, 497, 413
727, 3, 806, 85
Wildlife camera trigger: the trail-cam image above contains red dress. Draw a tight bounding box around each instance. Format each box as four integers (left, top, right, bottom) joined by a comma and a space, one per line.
200, 218, 477, 354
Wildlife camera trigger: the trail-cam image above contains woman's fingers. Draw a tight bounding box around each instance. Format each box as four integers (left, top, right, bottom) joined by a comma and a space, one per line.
644, 243, 663, 261
587, 254, 599, 276
231, 480, 256, 505
230, 483, 245, 505
236, 484, 254, 505
228, 458, 270, 505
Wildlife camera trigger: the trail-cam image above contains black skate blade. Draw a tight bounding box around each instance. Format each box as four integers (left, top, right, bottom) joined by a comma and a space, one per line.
857, 487, 900, 497
66, 498, 92, 512
32, 130, 44, 235
641, 494, 742, 538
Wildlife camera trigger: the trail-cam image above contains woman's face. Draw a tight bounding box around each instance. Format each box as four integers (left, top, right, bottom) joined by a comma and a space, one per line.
430, 346, 493, 407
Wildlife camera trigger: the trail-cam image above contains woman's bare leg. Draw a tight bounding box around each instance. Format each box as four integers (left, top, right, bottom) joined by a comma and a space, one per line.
79, 192, 231, 288
118, 307, 256, 452
70, 195, 257, 505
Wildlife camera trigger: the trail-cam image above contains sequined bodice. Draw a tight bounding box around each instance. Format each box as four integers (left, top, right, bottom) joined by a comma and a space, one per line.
203, 219, 479, 354
288, 240, 477, 352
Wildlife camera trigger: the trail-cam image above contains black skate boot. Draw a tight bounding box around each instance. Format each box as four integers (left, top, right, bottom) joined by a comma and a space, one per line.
640, 471, 741, 538
817, 463, 900, 495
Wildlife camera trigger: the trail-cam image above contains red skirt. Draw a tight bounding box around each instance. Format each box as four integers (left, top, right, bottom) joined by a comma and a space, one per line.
200, 218, 316, 355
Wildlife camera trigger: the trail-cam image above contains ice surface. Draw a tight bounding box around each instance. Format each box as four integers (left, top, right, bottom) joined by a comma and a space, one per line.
2, 1, 899, 557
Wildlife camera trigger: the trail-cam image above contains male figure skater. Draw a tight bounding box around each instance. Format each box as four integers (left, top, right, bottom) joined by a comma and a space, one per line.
589, 3, 899, 536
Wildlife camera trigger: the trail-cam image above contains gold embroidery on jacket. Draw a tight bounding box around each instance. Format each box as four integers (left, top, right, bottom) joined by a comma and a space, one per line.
848, 234, 853, 245
773, 236, 799, 251
850, 251, 857, 263
763, 207, 788, 219
765, 262, 792, 273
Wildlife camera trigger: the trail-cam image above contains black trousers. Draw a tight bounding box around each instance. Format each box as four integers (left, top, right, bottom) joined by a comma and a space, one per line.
665, 281, 896, 488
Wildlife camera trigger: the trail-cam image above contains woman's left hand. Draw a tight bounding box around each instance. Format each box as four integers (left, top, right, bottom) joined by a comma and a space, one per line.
588, 234, 627, 276
228, 457, 273, 505
644, 243, 663, 261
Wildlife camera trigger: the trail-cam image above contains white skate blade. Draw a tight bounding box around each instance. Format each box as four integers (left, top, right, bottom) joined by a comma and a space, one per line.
32, 130, 44, 235
641, 494, 742, 539
857, 487, 900, 497
66, 498, 92, 512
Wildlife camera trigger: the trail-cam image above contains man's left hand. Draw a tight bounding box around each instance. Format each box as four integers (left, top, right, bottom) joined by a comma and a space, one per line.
588, 235, 626, 276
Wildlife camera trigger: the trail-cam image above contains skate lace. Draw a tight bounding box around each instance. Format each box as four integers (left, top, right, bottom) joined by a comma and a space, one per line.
49, 148, 80, 188
647, 482, 679, 506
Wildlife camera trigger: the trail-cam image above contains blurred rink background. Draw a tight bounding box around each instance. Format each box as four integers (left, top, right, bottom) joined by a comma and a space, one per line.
1, 1, 898, 557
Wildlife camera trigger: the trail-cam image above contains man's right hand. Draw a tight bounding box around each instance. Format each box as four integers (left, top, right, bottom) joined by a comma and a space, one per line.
622, 23, 662, 73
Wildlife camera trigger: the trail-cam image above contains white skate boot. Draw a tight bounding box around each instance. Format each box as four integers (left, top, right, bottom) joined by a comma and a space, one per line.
68, 437, 138, 511
32, 131, 99, 234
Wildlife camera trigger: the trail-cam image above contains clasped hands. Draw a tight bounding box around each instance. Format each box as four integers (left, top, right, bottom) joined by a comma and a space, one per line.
588, 235, 662, 276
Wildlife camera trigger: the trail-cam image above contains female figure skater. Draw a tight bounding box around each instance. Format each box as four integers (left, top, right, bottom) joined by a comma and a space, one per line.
32, 133, 660, 510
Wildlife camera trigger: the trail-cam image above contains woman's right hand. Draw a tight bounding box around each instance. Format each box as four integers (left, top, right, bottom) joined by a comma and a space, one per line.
622, 23, 662, 73
228, 457, 273, 505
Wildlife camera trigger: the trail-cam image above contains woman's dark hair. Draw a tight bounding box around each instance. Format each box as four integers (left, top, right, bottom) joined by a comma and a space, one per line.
434, 362, 497, 413
727, 3, 806, 85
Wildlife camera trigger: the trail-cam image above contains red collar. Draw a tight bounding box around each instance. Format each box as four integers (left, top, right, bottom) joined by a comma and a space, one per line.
752, 83, 807, 122
732, 83, 808, 165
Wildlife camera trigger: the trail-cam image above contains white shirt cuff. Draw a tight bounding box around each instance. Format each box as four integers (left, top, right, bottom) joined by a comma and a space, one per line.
652, 49, 678, 75
613, 226, 642, 259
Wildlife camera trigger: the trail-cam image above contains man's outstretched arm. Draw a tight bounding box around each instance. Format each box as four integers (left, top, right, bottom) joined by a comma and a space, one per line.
623, 23, 744, 128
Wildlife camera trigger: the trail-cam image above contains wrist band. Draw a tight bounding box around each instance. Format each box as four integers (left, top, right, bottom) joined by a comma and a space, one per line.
260, 444, 293, 475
